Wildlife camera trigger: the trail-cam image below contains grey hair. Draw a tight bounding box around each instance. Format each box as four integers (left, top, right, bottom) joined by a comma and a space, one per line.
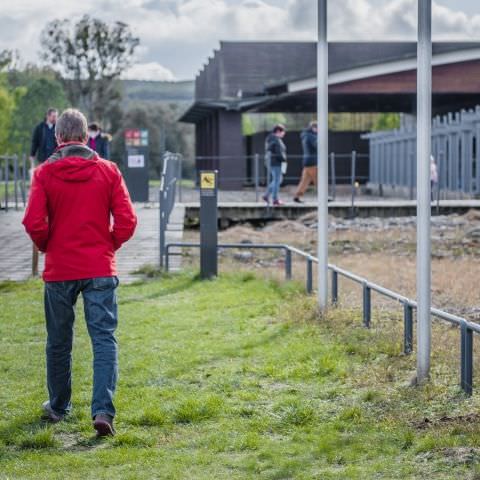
55, 109, 88, 143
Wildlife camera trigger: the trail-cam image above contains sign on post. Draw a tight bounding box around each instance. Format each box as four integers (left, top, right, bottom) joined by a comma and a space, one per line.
124, 129, 149, 202
200, 170, 218, 279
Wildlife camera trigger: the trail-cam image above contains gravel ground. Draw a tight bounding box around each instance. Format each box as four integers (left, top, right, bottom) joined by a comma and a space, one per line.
182, 209, 480, 320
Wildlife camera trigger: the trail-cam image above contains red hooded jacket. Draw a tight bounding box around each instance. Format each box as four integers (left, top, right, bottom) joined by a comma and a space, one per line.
23, 143, 137, 282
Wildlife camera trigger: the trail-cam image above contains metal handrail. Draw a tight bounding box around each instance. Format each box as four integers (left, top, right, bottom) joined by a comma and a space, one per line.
1, 154, 27, 212
159, 152, 182, 267
164, 240, 479, 395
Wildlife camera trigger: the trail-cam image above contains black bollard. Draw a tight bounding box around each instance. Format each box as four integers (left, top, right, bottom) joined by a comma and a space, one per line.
200, 170, 218, 279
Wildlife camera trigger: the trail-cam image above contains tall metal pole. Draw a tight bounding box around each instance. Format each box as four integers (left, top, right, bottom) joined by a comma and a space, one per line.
317, 0, 329, 309
416, 0, 432, 382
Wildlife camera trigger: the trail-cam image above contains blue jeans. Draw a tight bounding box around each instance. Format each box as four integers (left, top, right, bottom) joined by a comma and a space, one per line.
265, 165, 283, 201
44, 276, 119, 419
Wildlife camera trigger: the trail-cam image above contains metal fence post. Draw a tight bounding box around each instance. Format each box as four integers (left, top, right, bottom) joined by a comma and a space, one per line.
178, 155, 183, 203
350, 150, 357, 216
409, 150, 415, 200
306, 258, 313, 294
460, 323, 473, 395
362, 283, 371, 328
285, 249, 292, 280
21, 153, 27, 207
330, 152, 336, 200
13, 155, 18, 211
436, 150, 442, 214
403, 304, 413, 354
4, 156, 9, 212
331, 269, 338, 305
254, 153, 260, 202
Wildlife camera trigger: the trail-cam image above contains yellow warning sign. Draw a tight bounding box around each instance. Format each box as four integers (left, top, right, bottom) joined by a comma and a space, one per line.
200, 172, 216, 189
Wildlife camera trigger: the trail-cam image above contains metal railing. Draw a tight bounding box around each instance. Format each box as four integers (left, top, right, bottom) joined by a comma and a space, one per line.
0, 154, 28, 211
165, 241, 479, 396
159, 152, 182, 268
193, 151, 369, 203
363, 105, 480, 199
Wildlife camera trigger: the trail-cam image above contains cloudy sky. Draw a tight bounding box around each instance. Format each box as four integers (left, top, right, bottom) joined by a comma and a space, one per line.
1, 0, 480, 81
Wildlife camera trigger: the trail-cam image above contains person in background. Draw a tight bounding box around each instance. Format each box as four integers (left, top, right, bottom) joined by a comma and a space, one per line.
293, 121, 318, 203
30, 108, 58, 171
29, 108, 59, 275
262, 124, 287, 206
87, 123, 110, 159
23, 109, 137, 437
430, 155, 438, 201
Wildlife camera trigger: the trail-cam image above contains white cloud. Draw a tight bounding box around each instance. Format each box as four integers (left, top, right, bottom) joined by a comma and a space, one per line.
326, 0, 480, 40
0, 0, 480, 79
122, 61, 176, 81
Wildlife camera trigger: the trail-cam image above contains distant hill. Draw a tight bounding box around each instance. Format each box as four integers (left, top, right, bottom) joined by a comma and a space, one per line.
122, 80, 194, 106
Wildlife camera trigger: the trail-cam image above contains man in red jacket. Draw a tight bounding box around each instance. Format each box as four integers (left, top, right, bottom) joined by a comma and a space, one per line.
23, 108, 137, 436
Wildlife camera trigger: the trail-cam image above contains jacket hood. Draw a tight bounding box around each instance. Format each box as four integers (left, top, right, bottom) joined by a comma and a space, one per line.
46, 144, 99, 183
301, 128, 316, 138
266, 132, 276, 143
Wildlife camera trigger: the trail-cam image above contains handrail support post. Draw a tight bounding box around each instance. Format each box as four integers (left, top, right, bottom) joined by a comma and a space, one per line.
306, 258, 313, 294
403, 304, 413, 354
461, 323, 473, 395
285, 249, 292, 280
363, 283, 371, 328
331, 270, 338, 305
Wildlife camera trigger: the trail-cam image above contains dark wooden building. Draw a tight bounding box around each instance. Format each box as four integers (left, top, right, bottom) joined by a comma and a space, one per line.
180, 41, 480, 188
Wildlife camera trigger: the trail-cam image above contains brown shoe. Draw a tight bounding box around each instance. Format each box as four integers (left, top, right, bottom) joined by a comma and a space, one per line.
93, 414, 115, 437
42, 401, 64, 423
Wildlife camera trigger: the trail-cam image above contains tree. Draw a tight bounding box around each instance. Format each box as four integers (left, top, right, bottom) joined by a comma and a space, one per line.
0, 50, 12, 71
372, 113, 400, 132
11, 77, 68, 154
0, 77, 15, 153
40, 15, 139, 126
0, 49, 20, 72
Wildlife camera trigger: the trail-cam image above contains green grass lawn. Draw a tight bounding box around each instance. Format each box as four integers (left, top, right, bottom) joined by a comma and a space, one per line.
149, 179, 195, 189
1, 272, 479, 479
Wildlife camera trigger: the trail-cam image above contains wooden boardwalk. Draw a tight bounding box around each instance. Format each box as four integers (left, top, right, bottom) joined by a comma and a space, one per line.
0, 203, 184, 283
184, 199, 480, 225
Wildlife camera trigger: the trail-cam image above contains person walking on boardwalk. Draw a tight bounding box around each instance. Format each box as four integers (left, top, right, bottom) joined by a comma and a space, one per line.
23, 109, 137, 437
293, 121, 317, 203
262, 124, 287, 206
30, 108, 58, 172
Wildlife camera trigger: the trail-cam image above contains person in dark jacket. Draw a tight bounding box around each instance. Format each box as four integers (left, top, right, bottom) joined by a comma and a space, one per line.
30, 108, 58, 170
262, 124, 287, 206
23, 109, 137, 437
293, 121, 318, 203
87, 123, 110, 159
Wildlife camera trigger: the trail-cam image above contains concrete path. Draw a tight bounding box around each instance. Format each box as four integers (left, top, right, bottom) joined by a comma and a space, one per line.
0, 203, 184, 283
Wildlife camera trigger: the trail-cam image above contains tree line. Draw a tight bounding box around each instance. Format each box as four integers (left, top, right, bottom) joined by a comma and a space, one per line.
0, 15, 193, 177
